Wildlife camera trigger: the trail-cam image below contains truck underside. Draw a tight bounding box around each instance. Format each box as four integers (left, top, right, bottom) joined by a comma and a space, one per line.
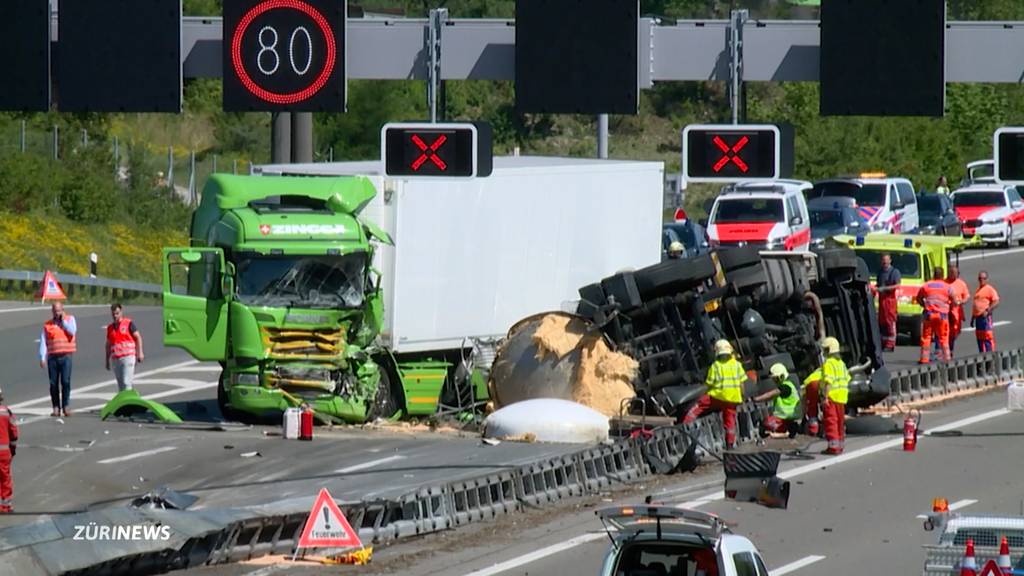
490, 246, 890, 417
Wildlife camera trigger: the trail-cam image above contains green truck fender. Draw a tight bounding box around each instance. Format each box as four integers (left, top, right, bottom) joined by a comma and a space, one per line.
100, 389, 184, 423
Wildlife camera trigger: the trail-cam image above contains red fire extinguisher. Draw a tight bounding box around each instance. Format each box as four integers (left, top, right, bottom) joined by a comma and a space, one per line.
903, 410, 920, 452
299, 407, 314, 441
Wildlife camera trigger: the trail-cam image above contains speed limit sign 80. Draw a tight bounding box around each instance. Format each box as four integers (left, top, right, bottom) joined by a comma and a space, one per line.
223, 0, 346, 111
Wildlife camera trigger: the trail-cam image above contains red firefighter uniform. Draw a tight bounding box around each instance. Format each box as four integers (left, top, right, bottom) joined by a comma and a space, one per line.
876, 264, 901, 352
917, 279, 953, 363
802, 368, 823, 436
0, 396, 18, 513
820, 338, 851, 455
947, 277, 969, 355
683, 340, 746, 448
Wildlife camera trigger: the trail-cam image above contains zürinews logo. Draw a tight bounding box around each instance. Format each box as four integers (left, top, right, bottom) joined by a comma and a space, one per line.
73, 523, 172, 541
260, 224, 346, 235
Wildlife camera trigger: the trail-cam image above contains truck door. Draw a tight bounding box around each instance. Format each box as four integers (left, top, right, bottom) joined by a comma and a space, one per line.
162, 248, 229, 361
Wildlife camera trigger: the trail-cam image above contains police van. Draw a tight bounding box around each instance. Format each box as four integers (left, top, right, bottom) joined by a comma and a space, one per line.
706, 180, 812, 252
810, 174, 920, 234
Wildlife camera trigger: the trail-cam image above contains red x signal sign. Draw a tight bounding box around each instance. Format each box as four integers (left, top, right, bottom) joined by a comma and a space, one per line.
682, 124, 782, 182
410, 134, 449, 171
711, 135, 750, 173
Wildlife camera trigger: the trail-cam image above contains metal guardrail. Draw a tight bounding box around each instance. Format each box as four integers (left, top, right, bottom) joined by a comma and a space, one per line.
923, 545, 1022, 576
1, 349, 1018, 574
0, 269, 160, 298
887, 346, 1024, 405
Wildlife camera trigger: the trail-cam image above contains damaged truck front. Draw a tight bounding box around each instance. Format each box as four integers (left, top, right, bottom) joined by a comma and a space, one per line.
162, 174, 399, 422
490, 245, 890, 416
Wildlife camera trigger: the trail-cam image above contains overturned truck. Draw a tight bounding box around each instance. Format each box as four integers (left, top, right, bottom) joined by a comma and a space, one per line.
490, 246, 890, 418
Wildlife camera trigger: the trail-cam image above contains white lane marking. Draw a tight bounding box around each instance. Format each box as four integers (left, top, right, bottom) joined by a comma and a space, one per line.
917, 499, 977, 519
458, 406, 1014, 576
97, 445, 177, 464
771, 555, 827, 575
962, 320, 1011, 333
10, 359, 200, 409
462, 533, 606, 576
960, 247, 1024, 261
334, 455, 405, 474
0, 304, 110, 314
13, 380, 217, 421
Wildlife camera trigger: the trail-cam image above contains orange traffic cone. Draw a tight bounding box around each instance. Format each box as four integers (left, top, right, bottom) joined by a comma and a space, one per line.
998, 536, 1012, 575
960, 539, 978, 576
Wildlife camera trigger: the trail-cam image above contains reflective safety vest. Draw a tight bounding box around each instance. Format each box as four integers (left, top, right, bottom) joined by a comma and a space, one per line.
823, 356, 851, 404
705, 357, 745, 404
773, 379, 801, 421
106, 318, 137, 359
920, 281, 952, 316
43, 318, 76, 356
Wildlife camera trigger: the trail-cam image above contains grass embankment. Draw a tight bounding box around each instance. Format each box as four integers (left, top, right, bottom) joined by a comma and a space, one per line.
0, 214, 187, 284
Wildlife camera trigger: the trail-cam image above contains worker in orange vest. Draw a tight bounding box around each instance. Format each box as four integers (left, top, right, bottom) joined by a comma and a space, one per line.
916, 267, 954, 364
972, 270, 1000, 352
105, 303, 145, 392
38, 302, 77, 417
0, 386, 18, 513
945, 265, 970, 356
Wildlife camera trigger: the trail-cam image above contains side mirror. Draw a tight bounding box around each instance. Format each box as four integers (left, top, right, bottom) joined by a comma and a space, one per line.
790, 216, 803, 226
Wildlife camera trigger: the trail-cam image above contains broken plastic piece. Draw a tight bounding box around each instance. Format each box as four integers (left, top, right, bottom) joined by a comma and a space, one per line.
131, 485, 199, 510
100, 389, 183, 423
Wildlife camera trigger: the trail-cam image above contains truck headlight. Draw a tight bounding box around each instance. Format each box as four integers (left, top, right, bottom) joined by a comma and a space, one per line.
232, 373, 260, 386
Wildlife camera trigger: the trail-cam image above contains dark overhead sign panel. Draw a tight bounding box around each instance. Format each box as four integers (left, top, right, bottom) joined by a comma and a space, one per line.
382, 123, 493, 178
58, 0, 181, 112
682, 125, 781, 182
0, 0, 49, 111
223, 0, 346, 112
995, 127, 1024, 184
514, 0, 639, 115
820, 0, 945, 117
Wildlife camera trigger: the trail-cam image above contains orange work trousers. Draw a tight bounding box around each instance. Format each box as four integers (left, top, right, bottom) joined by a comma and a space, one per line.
920, 313, 950, 363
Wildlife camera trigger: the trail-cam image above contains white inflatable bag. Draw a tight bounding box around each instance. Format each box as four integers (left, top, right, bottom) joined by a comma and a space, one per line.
1008, 382, 1024, 411
484, 398, 609, 444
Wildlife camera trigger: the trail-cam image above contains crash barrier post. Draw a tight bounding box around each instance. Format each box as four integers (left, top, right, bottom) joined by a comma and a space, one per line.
887, 347, 1024, 406
0, 269, 161, 302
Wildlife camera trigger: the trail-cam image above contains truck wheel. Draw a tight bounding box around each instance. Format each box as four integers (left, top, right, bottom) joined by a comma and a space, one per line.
717, 246, 761, 271
370, 366, 401, 420
217, 373, 241, 422
634, 254, 716, 298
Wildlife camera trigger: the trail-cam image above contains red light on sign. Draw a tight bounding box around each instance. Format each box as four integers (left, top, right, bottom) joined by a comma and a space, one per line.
711, 135, 750, 173
410, 133, 449, 171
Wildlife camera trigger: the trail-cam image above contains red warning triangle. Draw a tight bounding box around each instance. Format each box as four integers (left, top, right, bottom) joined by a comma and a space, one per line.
37, 271, 67, 302
296, 488, 362, 550
977, 559, 1002, 576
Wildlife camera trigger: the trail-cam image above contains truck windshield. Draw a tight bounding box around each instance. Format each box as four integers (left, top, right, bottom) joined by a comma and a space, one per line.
713, 198, 784, 223
953, 192, 1005, 207
235, 253, 366, 309
811, 182, 887, 207
856, 250, 921, 278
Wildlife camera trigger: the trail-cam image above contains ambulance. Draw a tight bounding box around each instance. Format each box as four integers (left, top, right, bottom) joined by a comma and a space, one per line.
706, 180, 812, 251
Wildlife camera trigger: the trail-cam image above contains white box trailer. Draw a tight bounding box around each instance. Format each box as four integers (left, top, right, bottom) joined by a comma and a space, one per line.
254, 156, 664, 354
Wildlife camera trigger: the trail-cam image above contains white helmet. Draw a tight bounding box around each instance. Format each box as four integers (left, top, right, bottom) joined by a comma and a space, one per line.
822, 337, 841, 355
769, 363, 789, 379
668, 241, 685, 255
714, 339, 734, 356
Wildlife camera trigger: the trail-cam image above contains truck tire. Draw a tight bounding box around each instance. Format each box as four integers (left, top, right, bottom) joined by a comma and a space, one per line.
370, 364, 402, 420
217, 373, 241, 423
717, 246, 761, 272
634, 254, 716, 298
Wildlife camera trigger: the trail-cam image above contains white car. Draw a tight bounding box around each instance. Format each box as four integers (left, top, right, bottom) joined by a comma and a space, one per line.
951, 184, 1024, 247
707, 179, 812, 252
597, 505, 770, 576
810, 174, 920, 234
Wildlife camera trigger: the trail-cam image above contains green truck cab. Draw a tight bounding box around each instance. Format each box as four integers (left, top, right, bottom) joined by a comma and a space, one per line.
831, 233, 978, 342
162, 174, 442, 423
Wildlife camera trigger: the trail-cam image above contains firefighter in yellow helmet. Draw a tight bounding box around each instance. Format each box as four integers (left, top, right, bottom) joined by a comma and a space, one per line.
682, 339, 748, 449
753, 363, 802, 439
820, 337, 851, 455
667, 241, 685, 259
